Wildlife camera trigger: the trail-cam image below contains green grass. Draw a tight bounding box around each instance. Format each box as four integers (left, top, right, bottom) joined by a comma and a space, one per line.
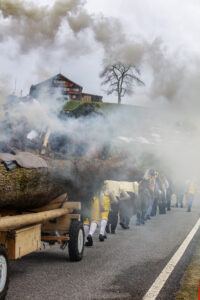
63, 100, 148, 115
63, 100, 118, 111
63, 100, 83, 111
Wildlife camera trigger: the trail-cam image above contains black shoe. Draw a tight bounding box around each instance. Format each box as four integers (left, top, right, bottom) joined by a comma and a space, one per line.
99, 234, 104, 241
119, 222, 124, 228
123, 225, 130, 229
105, 224, 110, 234
136, 219, 141, 225
85, 234, 93, 246
104, 234, 107, 239
141, 213, 145, 225
120, 222, 126, 229
187, 207, 191, 212
136, 213, 141, 225
111, 230, 116, 234
146, 215, 151, 220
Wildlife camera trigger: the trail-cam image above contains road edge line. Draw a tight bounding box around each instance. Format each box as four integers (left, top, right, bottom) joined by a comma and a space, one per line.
143, 217, 200, 300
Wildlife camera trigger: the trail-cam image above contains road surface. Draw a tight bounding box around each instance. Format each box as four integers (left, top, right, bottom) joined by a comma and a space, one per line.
6, 205, 200, 300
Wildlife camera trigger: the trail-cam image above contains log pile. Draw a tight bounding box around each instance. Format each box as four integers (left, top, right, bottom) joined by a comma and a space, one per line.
0, 154, 142, 210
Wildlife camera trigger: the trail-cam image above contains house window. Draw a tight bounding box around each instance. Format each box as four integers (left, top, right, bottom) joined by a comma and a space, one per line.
73, 88, 79, 92
72, 95, 76, 99
63, 87, 70, 92
53, 80, 66, 86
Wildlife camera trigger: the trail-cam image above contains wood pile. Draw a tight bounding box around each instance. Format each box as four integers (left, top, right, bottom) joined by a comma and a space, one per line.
0, 154, 142, 210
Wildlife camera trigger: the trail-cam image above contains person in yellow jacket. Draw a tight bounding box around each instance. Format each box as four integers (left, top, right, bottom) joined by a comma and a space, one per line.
185, 179, 196, 212
84, 188, 111, 246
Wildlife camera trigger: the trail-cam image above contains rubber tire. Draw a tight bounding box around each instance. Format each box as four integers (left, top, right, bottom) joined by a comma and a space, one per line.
0, 244, 9, 300
68, 220, 84, 262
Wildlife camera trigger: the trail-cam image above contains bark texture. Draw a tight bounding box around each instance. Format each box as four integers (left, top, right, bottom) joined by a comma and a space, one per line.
0, 163, 64, 209
0, 155, 142, 210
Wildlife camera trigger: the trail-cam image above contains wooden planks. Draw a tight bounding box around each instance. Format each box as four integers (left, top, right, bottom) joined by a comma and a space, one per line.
7, 224, 41, 259
42, 214, 80, 235
62, 202, 81, 210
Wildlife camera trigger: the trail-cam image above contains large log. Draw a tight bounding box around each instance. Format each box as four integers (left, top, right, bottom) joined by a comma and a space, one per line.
0, 208, 69, 230
0, 154, 142, 210
0, 158, 73, 209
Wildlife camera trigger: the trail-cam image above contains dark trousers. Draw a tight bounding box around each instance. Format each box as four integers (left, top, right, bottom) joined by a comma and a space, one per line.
151, 198, 158, 216
119, 200, 133, 227
166, 193, 171, 211
176, 193, 183, 208
107, 202, 119, 232
159, 202, 166, 214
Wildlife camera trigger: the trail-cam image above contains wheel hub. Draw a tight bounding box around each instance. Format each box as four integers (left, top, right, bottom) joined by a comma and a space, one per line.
78, 229, 84, 253
0, 255, 7, 293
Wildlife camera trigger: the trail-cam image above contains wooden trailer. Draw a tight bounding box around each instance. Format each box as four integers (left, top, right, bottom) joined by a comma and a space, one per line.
0, 193, 84, 299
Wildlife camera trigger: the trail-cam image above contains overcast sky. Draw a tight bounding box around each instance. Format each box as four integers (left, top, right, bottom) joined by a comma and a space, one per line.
0, 0, 200, 106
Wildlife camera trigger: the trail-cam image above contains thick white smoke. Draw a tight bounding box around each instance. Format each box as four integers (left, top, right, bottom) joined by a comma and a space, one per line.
0, 0, 190, 103
1, 0, 200, 189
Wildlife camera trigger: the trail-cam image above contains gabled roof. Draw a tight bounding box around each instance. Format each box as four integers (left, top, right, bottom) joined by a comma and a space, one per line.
31, 73, 83, 89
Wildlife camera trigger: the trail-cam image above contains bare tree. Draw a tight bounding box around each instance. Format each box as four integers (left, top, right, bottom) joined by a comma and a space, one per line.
100, 62, 144, 104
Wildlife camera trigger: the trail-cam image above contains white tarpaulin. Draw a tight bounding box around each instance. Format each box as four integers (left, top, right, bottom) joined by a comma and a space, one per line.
104, 180, 139, 197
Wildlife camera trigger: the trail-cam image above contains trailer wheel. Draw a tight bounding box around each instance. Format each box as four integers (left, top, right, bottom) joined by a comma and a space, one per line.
68, 220, 84, 262
0, 244, 9, 300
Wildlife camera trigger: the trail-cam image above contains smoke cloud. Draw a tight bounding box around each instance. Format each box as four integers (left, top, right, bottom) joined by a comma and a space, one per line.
1, 0, 200, 193
0, 0, 200, 108
0, 0, 88, 51
0, 0, 145, 63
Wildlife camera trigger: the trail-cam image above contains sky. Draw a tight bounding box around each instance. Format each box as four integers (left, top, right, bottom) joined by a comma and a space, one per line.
0, 0, 200, 106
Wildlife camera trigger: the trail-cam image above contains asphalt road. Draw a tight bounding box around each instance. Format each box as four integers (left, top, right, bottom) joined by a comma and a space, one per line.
6, 205, 200, 300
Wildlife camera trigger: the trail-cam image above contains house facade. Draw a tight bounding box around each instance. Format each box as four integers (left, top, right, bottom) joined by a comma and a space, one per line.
29, 74, 102, 102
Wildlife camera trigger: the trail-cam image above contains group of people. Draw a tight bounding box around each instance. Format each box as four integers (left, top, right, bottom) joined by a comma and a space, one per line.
0, 106, 197, 238
83, 169, 174, 247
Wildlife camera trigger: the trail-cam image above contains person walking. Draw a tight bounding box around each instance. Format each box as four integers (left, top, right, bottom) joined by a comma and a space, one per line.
136, 171, 151, 226
151, 171, 160, 216
105, 180, 120, 234
158, 174, 167, 214
145, 169, 156, 220
185, 179, 196, 212
84, 181, 118, 246
119, 189, 131, 229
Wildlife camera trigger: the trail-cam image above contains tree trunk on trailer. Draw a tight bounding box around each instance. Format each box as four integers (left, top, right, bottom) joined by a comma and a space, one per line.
0, 155, 142, 210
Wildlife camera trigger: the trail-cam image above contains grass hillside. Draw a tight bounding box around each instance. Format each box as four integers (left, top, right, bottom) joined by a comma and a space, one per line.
63, 100, 149, 117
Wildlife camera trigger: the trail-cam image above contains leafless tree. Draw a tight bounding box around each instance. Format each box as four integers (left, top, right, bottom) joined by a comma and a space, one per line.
100, 62, 144, 104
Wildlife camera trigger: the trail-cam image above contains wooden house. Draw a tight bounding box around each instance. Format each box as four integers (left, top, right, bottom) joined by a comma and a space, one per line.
29, 74, 103, 103
81, 93, 102, 103
30, 74, 83, 101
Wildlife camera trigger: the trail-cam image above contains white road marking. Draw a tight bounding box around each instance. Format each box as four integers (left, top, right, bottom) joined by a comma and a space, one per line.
143, 217, 200, 300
